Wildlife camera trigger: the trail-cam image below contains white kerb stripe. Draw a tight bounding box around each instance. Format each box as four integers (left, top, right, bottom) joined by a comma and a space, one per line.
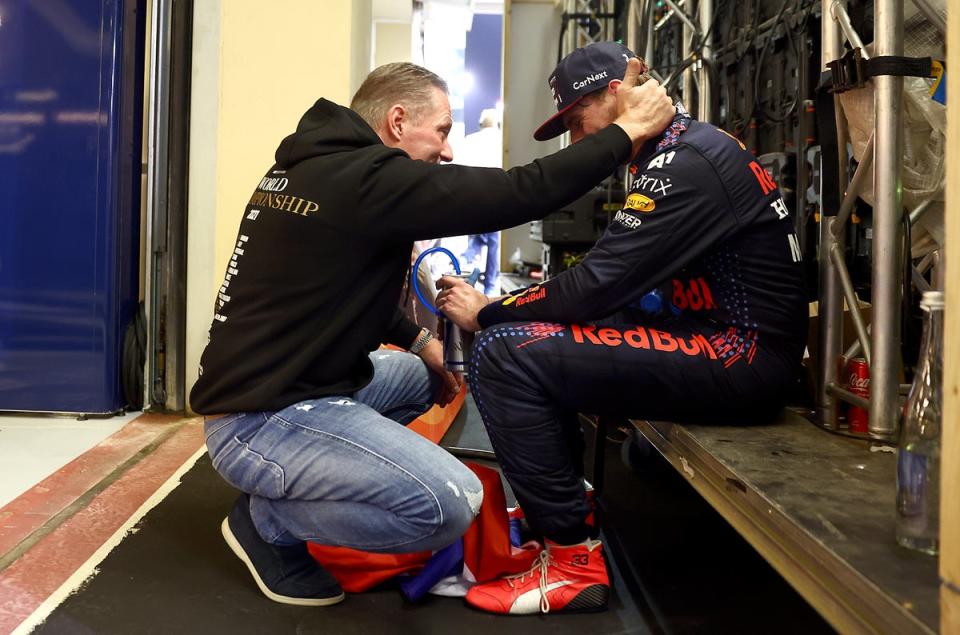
12, 447, 207, 635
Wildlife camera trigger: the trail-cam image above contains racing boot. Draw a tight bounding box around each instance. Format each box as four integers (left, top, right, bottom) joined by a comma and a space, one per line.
465, 539, 610, 615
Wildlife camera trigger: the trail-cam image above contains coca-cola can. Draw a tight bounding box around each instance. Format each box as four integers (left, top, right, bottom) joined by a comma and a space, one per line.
846, 357, 870, 433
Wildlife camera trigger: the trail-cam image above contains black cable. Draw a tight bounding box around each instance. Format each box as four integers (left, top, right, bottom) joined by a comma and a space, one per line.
752, 0, 799, 122
759, 0, 818, 123
723, 0, 797, 136
656, 0, 724, 106
122, 302, 146, 411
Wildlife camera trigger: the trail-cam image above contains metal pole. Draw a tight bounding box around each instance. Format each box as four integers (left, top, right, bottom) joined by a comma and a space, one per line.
816, 0, 848, 430
870, 0, 905, 440
827, 382, 871, 411
830, 243, 873, 365
930, 250, 945, 290
697, 0, 714, 123
908, 191, 941, 225
831, 0, 868, 52
831, 134, 874, 234
645, 0, 656, 62
843, 324, 870, 361
627, 0, 642, 55
145, 0, 172, 409
662, 0, 698, 32
678, 0, 694, 114
908, 0, 946, 35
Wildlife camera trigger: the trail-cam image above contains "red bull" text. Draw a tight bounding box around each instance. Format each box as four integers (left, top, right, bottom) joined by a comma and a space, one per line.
570, 325, 717, 359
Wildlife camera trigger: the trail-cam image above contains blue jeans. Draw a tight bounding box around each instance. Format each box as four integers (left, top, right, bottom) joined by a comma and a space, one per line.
204, 349, 482, 553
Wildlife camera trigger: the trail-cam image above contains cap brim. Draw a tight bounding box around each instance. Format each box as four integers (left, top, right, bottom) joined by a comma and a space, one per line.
533, 98, 582, 141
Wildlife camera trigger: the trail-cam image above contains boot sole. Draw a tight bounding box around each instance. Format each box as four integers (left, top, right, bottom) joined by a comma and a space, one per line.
465, 583, 610, 616
563, 583, 610, 612
221, 518, 345, 607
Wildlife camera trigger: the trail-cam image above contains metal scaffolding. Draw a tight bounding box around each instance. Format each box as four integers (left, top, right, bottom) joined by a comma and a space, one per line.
620, 0, 939, 440
561, 0, 618, 56
814, 0, 944, 440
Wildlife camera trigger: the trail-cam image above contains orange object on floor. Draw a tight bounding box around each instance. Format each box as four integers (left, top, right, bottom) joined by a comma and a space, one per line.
381, 343, 466, 443
407, 385, 465, 443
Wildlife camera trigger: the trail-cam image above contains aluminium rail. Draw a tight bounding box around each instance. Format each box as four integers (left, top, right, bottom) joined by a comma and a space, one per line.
812, 0, 942, 440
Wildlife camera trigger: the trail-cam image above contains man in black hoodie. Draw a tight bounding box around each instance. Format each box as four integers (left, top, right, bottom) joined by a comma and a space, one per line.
436, 42, 807, 615
190, 61, 675, 606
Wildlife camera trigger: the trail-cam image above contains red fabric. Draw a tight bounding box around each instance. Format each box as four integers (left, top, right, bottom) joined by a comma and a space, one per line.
306, 544, 431, 593
307, 462, 541, 593
462, 463, 541, 582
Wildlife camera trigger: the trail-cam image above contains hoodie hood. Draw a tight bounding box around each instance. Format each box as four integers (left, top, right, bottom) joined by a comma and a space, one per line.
274, 98, 384, 168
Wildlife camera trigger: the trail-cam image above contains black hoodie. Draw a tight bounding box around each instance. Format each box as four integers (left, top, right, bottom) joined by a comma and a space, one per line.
189, 99, 633, 414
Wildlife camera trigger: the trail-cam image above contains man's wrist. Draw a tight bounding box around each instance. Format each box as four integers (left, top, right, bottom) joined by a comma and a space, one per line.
612, 120, 649, 144
408, 328, 434, 355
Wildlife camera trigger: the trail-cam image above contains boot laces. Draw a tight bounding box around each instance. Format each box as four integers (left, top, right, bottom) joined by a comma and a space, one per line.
504, 549, 552, 613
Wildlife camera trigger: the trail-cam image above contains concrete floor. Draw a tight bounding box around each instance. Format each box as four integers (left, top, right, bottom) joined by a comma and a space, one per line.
0, 411, 138, 508
0, 398, 836, 633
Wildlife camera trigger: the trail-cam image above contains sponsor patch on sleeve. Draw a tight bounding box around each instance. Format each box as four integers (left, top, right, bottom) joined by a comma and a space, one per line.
624, 193, 656, 213
613, 210, 642, 229
502, 285, 547, 306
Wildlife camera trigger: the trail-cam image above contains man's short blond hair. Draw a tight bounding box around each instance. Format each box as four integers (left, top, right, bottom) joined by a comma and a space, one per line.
351, 63, 449, 130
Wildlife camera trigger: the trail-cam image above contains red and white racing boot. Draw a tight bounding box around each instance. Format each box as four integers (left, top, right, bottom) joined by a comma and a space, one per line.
465, 539, 610, 615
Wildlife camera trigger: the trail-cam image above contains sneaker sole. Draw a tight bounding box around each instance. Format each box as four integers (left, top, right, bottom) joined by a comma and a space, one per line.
221, 518, 345, 607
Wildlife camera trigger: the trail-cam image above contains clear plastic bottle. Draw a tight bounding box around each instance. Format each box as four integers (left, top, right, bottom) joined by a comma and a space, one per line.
895, 290, 944, 555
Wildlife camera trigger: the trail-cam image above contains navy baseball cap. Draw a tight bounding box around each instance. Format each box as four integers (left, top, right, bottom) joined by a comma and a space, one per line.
534, 41, 637, 141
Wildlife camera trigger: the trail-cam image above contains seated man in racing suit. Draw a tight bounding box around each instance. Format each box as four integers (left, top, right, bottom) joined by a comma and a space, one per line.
435, 41, 807, 615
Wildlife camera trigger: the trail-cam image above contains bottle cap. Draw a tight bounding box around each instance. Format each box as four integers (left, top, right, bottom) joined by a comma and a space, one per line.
920, 290, 944, 311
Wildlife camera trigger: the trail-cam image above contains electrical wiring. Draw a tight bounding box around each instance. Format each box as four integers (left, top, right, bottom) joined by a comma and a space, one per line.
721, 0, 816, 135
753, 0, 819, 123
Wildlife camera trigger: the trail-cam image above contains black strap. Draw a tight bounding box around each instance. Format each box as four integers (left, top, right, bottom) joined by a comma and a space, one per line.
827, 48, 934, 93
815, 71, 841, 217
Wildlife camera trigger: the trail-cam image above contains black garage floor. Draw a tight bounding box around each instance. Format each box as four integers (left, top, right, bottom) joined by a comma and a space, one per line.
33, 397, 834, 634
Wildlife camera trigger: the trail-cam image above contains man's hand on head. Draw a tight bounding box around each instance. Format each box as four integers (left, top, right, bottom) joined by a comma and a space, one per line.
612, 58, 675, 156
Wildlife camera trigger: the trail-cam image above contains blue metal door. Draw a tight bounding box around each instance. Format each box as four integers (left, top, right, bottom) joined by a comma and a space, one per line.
0, 0, 145, 413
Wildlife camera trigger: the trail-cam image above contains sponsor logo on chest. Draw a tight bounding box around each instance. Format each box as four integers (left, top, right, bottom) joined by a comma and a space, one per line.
624, 193, 656, 212
634, 173, 673, 197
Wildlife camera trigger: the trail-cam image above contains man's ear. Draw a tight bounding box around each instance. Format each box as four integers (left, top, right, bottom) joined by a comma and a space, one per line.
607, 79, 623, 95
384, 104, 407, 142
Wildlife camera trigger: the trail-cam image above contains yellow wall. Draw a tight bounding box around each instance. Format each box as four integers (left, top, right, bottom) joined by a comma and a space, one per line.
215, 0, 355, 280
374, 22, 412, 67
187, 0, 369, 409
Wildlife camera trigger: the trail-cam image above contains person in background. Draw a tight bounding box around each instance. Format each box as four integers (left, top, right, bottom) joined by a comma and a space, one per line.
190, 60, 675, 607
456, 108, 503, 295
436, 41, 807, 615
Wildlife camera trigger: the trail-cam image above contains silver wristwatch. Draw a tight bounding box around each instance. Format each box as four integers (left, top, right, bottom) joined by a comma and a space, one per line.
408, 328, 434, 354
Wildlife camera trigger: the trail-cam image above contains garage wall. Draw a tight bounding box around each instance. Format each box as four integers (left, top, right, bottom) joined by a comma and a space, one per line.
186, 0, 369, 410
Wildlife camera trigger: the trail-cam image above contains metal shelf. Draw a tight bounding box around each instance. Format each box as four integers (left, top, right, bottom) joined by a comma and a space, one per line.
633, 410, 938, 634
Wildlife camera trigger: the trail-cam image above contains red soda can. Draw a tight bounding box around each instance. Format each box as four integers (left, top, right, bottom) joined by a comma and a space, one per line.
846, 358, 870, 433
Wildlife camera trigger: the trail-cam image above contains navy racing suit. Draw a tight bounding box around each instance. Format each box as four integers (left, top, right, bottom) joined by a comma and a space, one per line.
468, 109, 808, 544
